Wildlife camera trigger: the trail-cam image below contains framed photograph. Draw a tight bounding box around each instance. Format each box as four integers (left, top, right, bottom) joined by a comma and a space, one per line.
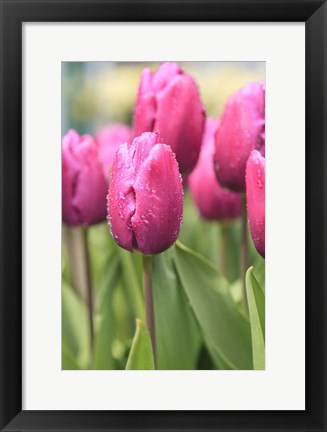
1, 0, 326, 431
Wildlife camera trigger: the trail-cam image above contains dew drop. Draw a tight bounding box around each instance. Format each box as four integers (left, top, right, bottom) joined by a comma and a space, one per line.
256, 179, 263, 189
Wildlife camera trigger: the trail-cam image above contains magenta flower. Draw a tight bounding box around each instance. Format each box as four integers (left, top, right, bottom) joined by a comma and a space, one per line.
133, 62, 206, 174
62, 130, 107, 226
95, 124, 132, 180
214, 82, 265, 192
108, 131, 183, 255
189, 118, 242, 221
246, 150, 265, 258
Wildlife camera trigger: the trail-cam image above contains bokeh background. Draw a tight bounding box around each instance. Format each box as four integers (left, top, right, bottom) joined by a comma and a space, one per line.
62, 62, 265, 134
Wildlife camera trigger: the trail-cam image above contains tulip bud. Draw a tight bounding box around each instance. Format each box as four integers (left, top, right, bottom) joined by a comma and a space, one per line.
189, 118, 242, 221
214, 82, 265, 192
95, 123, 132, 180
133, 62, 206, 174
62, 129, 107, 226
108, 131, 183, 255
246, 150, 265, 258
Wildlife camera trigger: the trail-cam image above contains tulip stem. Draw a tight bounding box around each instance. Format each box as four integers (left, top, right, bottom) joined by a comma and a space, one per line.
241, 196, 249, 313
81, 227, 95, 353
219, 222, 228, 277
142, 255, 157, 369
63, 225, 87, 302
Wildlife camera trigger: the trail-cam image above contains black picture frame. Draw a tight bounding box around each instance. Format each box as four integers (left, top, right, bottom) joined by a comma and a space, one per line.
1, 0, 326, 431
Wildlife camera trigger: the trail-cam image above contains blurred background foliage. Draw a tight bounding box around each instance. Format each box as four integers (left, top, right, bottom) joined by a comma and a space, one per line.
62, 62, 265, 370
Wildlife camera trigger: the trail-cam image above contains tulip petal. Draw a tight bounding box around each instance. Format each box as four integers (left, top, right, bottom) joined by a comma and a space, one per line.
96, 124, 131, 179
62, 148, 79, 225
155, 74, 205, 174
130, 131, 161, 173
189, 119, 242, 221
134, 69, 157, 137
215, 82, 265, 192
152, 62, 182, 91
62, 130, 107, 226
107, 143, 137, 251
72, 137, 108, 226
133, 63, 206, 175
131, 144, 183, 255
246, 150, 265, 258
108, 132, 184, 254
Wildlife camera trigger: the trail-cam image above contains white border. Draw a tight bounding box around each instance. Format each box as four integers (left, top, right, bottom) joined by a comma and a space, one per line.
23, 23, 305, 410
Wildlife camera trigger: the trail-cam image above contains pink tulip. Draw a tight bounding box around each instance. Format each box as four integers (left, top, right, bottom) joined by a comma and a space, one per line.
189, 118, 242, 221
246, 150, 265, 258
108, 131, 183, 255
95, 124, 132, 180
62, 130, 107, 226
133, 62, 206, 174
214, 82, 265, 192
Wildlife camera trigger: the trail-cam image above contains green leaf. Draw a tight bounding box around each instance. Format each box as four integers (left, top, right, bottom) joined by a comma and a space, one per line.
126, 319, 155, 370
62, 281, 91, 369
218, 220, 242, 282
93, 256, 120, 370
253, 255, 265, 292
174, 241, 253, 370
62, 341, 81, 370
245, 267, 265, 370
179, 191, 242, 283
119, 249, 144, 320
152, 249, 201, 370
88, 223, 118, 294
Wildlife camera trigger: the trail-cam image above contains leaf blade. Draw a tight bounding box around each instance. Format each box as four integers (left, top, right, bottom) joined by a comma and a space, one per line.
126, 319, 155, 370
152, 250, 201, 370
93, 256, 120, 370
62, 281, 91, 369
245, 267, 265, 370
174, 241, 253, 370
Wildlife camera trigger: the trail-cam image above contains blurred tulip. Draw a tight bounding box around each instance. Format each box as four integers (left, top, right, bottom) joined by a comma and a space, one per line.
246, 150, 265, 258
62, 129, 107, 226
214, 81, 265, 192
189, 118, 242, 221
108, 131, 183, 255
95, 123, 132, 180
133, 62, 206, 174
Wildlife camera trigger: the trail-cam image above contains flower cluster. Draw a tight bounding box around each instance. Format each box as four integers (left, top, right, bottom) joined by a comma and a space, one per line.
62, 63, 265, 258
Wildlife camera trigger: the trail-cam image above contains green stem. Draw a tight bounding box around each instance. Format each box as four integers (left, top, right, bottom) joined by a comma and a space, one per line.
241, 196, 249, 313
142, 255, 157, 369
219, 222, 228, 277
81, 227, 95, 352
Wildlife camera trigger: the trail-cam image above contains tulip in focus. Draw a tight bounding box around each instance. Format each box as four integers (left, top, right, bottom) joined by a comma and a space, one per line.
246, 150, 265, 258
133, 62, 206, 174
189, 118, 242, 220
62, 129, 107, 226
214, 82, 265, 192
95, 123, 132, 180
108, 131, 183, 255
